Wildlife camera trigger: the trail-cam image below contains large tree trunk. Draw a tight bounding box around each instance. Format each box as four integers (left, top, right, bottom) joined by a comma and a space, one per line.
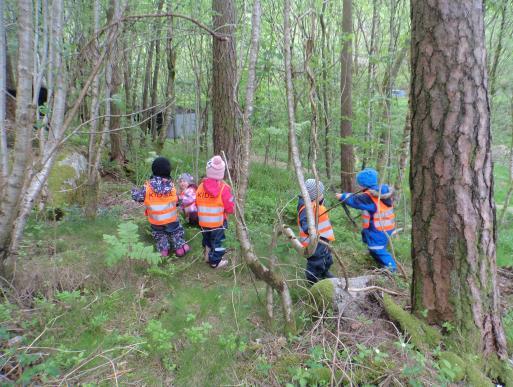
340, 0, 354, 192
0, 1, 7, 188
212, 0, 238, 178
0, 0, 35, 266
410, 0, 507, 358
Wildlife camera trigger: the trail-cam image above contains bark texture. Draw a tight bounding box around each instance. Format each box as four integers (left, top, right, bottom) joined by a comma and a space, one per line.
340, 0, 354, 192
410, 0, 507, 358
0, 0, 35, 264
212, 0, 238, 175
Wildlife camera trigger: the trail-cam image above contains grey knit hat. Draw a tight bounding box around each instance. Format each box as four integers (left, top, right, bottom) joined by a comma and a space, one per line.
305, 179, 325, 201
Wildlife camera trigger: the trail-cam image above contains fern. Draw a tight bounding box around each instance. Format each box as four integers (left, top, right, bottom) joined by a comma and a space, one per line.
103, 222, 162, 267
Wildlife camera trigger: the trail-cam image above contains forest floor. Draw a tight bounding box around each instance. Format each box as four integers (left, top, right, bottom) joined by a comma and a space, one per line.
2, 142, 513, 386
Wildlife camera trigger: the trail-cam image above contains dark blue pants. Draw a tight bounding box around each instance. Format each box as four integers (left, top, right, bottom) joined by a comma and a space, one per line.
305, 243, 333, 284
201, 221, 227, 267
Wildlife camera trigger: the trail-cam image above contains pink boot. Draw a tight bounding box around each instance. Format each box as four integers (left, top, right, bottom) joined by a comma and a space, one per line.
175, 244, 190, 257
160, 249, 169, 257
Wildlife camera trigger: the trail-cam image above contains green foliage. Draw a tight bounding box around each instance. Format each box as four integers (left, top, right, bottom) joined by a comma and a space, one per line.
103, 222, 162, 266
144, 319, 175, 353
184, 321, 213, 344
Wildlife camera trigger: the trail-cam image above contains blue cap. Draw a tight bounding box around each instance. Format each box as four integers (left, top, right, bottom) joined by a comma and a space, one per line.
356, 168, 379, 189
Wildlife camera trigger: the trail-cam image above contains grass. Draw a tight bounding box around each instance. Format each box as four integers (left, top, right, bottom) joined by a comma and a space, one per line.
4, 139, 513, 385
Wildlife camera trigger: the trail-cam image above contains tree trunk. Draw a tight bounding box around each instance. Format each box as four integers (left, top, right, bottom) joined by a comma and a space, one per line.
319, 1, 332, 183
0, 0, 35, 265
489, 0, 507, 101
159, 0, 176, 150
141, 41, 154, 140
410, 0, 507, 358
284, 0, 318, 256
498, 94, 513, 228
108, 0, 124, 164
0, 1, 7, 188
362, 0, 379, 169
340, 0, 354, 192
150, 0, 164, 142
212, 0, 238, 178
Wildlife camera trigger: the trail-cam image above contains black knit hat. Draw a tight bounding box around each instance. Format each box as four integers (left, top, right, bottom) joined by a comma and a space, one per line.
151, 157, 171, 178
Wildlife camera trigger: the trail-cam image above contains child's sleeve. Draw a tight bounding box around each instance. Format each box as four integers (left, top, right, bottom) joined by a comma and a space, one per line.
181, 188, 196, 207
221, 185, 235, 214
298, 208, 309, 234
131, 186, 146, 202
340, 193, 376, 212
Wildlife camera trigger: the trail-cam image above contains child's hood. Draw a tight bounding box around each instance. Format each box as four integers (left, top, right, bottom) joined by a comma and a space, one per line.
297, 195, 324, 211
203, 178, 224, 196
149, 176, 174, 194
366, 184, 393, 200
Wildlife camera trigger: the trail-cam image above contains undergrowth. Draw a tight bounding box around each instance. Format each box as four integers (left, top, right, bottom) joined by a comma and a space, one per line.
1, 140, 512, 385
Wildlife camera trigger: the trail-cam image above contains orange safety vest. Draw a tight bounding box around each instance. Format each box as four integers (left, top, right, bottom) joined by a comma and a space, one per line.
143, 182, 178, 225
196, 182, 226, 228
297, 203, 335, 247
362, 191, 395, 232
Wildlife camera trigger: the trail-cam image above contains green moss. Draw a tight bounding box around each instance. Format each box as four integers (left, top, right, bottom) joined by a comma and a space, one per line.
47, 162, 76, 206
382, 294, 441, 350
437, 352, 466, 382
273, 354, 302, 381
485, 355, 513, 387
309, 279, 335, 312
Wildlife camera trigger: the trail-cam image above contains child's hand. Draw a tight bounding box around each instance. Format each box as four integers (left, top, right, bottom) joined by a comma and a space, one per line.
336, 193, 351, 201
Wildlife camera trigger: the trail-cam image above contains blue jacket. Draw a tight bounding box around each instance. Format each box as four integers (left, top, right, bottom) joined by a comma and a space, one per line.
340, 185, 394, 248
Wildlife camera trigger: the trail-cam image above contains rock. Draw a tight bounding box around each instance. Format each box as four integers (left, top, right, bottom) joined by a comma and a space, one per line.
310, 276, 377, 317
47, 151, 88, 207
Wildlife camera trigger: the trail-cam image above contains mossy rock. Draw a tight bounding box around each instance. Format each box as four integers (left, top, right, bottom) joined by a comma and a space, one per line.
47, 151, 88, 207
309, 279, 335, 312
437, 352, 466, 382
382, 294, 441, 350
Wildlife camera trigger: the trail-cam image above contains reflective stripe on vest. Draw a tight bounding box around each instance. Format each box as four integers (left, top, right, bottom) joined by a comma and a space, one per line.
143, 182, 178, 225
196, 182, 226, 228
361, 191, 395, 232
297, 203, 335, 247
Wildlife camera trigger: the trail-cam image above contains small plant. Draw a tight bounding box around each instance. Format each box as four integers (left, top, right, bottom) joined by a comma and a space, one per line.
256, 355, 272, 376
218, 333, 247, 352
287, 366, 311, 387
441, 321, 455, 333
184, 322, 213, 344
144, 319, 175, 353
89, 312, 109, 331
103, 222, 162, 266
55, 290, 83, 305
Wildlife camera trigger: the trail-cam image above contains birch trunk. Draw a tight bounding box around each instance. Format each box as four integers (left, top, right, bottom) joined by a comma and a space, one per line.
284, 0, 318, 256
0, 0, 35, 266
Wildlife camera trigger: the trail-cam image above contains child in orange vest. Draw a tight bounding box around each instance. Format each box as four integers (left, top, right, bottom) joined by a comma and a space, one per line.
177, 173, 198, 226
196, 156, 234, 269
298, 179, 335, 284
131, 157, 190, 257
336, 168, 397, 271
